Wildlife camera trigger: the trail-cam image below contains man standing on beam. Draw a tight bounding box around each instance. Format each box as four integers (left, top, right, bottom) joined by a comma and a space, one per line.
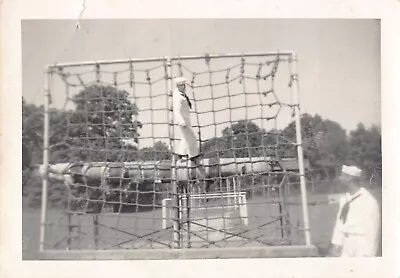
172, 76, 206, 180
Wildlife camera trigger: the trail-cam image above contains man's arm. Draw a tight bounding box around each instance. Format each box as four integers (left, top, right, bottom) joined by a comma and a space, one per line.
173, 95, 187, 126
322, 195, 346, 257
358, 200, 381, 257
179, 97, 188, 127
324, 244, 342, 257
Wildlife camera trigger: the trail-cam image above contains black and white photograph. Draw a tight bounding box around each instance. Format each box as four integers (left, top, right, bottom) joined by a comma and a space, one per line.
1, 1, 399, 278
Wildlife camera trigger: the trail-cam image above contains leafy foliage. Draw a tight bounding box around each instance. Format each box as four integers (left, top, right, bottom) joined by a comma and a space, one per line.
222, 120, 265, 157
139, 141, 172, 161
201, 136, 232, 159
22, 89, 382, 208
282, 114, 348, 181
65, 85, 143, 162
202, 120, 270, 158
22, 98, 44, 169
346, 123, 382, 183
22, 85, 144, 207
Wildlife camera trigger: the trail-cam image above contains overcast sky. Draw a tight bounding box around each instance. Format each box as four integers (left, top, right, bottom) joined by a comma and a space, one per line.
22, 19, 381, 145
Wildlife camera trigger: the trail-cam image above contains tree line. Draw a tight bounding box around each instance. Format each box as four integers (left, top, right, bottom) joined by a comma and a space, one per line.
22, 85, 381, 207
201, 116, 381, 185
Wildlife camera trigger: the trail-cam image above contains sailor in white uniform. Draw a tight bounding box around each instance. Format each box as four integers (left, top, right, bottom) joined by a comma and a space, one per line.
324, 165, 381, 257
172, 77, 205, 178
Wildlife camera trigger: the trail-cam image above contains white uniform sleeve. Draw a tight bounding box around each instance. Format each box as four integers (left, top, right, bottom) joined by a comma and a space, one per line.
331, 195, 346, 246
357, 198, 381, 256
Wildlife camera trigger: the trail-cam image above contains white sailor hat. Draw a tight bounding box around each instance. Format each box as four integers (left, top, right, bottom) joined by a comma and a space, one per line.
174, 77, 187, 86
341, 165, 362, 177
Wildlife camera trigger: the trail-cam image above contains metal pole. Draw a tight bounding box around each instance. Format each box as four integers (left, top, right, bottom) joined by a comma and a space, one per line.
39, 66, 51, 252
161, 198, 169, 229
93, 215, 99, 249
169, 51, 294, 61
166, 58, 181, 248
178, 184, 184, 248
283, 179, 292, 244
47, 51, 294, 69
227, 178, 232, 207
290, 53, 312, 245
185, 184, 191, 248
67, 213, 72, 250
47, 56, 169, 68
278, 180, 286, 243
233, 176, 238, 207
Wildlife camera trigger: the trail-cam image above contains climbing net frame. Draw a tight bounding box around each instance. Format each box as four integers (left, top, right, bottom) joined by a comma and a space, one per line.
38, 51, 317, 260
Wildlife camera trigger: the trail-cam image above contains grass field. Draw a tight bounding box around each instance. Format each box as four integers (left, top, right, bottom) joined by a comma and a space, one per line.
22, 194, 339, 260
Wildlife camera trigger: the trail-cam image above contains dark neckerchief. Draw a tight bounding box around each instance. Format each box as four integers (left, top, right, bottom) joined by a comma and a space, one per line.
339, 191, 362, 224
181, 92, 192, 109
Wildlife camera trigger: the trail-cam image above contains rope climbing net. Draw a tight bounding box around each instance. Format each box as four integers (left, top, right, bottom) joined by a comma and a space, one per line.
39, 52, 316, 259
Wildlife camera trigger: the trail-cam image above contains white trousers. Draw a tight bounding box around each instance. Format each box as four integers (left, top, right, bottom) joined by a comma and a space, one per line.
177, 126, 200, 159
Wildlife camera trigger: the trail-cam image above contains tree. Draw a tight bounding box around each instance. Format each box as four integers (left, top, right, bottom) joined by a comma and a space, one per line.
22, 97, 75, 166
221, 120, 264, 157
66, 85, 142, 162
48, 108, 72, 163
22, 98, 44, 169
139, 141, 171, 161
202, 121, 288, 159
282, 114, 348, 181
201, 136, 229, 158
22, 98, 69, 206
262, 129, 295, 159
346, 123, 381, 183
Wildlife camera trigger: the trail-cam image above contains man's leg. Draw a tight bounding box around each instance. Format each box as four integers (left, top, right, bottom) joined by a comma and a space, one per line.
175, 127, 188, 161
179, 126, 206, 179
190, 155, 206, 179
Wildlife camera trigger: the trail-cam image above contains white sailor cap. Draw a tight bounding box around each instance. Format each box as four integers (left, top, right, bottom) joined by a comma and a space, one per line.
174, 77, 187, 86
341, 165, 362, 177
